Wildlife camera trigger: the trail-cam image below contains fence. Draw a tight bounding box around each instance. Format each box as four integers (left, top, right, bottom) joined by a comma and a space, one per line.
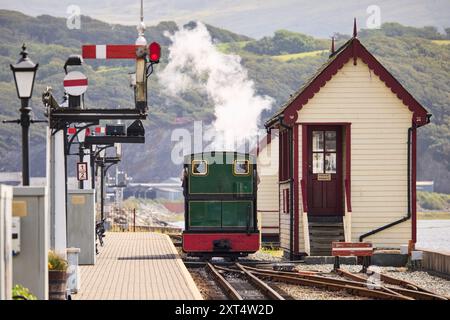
105, 206, 182, 234
422, 250, 450, 277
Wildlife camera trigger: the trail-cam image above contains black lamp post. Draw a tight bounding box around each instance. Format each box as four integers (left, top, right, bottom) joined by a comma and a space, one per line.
10, 44, 39, 186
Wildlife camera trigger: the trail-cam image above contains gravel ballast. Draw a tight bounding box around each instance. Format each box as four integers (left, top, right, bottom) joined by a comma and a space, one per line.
295, 264, 450, 297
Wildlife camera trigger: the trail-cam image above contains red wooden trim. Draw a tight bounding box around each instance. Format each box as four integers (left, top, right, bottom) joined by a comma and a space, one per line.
261, 226, 280, 229
345, 124, 352, 212
298, 122, 351, 125
412, 127, 417, 243
293, 124, 299, 253
272, 38, 429, 127
301, 125, 308, 212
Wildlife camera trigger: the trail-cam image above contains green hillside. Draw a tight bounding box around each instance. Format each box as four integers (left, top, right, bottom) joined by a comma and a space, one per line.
0, 11, 449, 193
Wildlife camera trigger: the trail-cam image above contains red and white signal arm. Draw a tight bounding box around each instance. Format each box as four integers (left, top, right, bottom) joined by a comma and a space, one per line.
64, 71, 88, 96
77, 162, 88, 181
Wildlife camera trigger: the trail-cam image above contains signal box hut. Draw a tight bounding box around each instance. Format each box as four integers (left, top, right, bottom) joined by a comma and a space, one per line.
265, 24, 430, 258
254, 134, 280, 244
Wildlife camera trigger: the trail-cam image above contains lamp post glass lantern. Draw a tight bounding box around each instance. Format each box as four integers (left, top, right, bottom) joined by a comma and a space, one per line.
10, 43, 39, 186
11, 44, 39, 99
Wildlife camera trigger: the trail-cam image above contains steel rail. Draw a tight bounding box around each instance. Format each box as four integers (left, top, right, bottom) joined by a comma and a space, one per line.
241, 266, 406, 300
214, 265, 244, 274
335, 269, 413, 300
244, 266, 447, 301
363, 270, 447, 300
235, 263, 285, 300
248, 270, 404, 300
381, 285, 448, 300
243, 265, 320, 276
206, 263, 243, 300
367, 270, 448, 299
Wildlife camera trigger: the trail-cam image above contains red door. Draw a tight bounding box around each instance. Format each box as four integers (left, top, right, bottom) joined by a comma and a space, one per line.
307, 126, 343, 216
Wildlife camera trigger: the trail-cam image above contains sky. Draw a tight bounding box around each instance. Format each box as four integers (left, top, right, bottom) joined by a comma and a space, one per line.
1, 0, 449, 38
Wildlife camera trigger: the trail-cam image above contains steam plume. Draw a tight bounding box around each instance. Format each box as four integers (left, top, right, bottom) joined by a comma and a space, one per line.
158, 22, 273, 150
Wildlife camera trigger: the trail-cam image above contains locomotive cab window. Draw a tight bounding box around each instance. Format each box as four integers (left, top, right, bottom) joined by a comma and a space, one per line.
234, 160, 249, 175
192, 160, 208, 175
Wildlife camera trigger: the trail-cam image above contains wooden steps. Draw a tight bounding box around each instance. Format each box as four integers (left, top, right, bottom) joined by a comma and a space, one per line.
309, 218, 344, 256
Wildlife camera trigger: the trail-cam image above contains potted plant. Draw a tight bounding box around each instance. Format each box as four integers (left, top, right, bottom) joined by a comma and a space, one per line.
48, 251, 68, 300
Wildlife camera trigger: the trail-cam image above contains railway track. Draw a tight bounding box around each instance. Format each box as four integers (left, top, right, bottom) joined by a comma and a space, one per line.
198, 262, 448, 300
206, 263, 286, 300
241, 265, 449, 300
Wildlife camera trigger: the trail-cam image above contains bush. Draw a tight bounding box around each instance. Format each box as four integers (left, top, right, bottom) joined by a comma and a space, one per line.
12, 285, 37, 300
417, 191, 450, 210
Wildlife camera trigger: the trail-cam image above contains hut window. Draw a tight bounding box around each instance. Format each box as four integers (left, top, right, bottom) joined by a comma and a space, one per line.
325, 131, 336, 151
234, 160, 249, 175
313, 130, 337, 174
192, 160, 208, 175
312, 153, 324, 174
312, 131, 324, 151
325, 153, 336, 173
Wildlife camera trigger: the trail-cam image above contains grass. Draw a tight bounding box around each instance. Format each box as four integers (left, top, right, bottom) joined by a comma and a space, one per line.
95, 66, 127, 73
260, 247, 283, 258
418, 211, 450, 220
431, 40, 450, 46
272, 50, 328, 62
215, 41, 251, 53
417, 191, 450, 211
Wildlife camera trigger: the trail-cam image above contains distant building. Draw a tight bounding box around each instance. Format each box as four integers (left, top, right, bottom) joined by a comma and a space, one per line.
417, 181, 434, 193
155, 178, 183, 201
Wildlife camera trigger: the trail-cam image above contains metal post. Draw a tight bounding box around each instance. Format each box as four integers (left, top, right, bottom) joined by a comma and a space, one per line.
100, 162, 105, 221
133, 208, 136, 232
90, 146, 95, 189
20, 98, 31, 186
79, 144, 84, 189
334, 256, 340, 270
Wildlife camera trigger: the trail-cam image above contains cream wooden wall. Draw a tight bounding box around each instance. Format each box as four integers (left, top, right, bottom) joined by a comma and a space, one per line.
279, 183, 291, 251
296, 57, 413, 249
257, 136, 280, 235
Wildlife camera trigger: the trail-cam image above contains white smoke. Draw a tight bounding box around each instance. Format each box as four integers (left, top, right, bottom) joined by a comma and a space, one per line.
158, 22, 273, 150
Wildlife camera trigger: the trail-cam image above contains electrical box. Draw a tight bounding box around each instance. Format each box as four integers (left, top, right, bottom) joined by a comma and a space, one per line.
11, 217, 20, 256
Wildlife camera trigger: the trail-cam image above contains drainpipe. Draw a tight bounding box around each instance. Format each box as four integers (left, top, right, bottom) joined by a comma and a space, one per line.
278, 115, 295, 260
359, 124, 416, 242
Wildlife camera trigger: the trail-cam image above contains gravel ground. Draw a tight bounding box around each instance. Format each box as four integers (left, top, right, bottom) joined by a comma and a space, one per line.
247, 251, 284, 262
271, 281, 369, 300
189, 268, 228, 300
294, 264, 450, 297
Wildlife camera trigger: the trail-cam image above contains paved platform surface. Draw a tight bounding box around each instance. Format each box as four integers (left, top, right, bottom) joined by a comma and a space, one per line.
73, 232, 202, 300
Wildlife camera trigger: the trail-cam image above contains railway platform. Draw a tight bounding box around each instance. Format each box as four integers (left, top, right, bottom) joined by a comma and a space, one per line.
72, 232, 202, 300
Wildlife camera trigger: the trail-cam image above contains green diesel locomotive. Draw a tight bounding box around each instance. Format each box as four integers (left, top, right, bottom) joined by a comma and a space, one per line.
182, 151, 260, 258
